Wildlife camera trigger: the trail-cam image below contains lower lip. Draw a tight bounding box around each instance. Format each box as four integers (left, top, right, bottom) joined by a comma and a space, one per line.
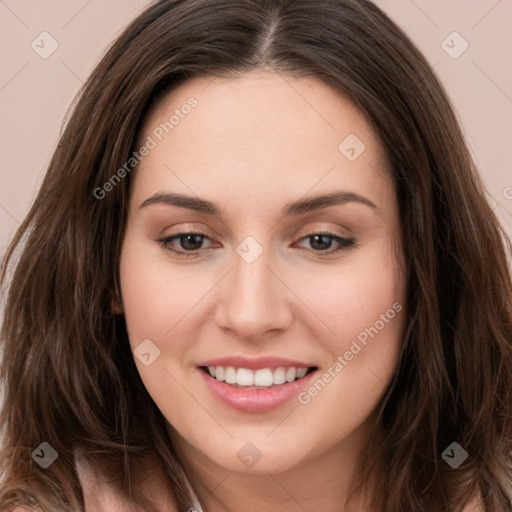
199, 368, 316, 413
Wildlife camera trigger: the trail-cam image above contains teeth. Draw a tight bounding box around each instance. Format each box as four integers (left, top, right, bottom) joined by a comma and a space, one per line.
254, 368, 273, 387
273, 367, 286, 385
208, 365, 310, 388
285, 367, 297, 382
296, 368, 307, 378
236, 368, 254, 386
224, 366, 237, 384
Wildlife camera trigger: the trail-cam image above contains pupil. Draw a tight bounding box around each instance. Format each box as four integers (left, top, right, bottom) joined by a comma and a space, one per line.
181, 234, 203, 250
311, 234, 332, 250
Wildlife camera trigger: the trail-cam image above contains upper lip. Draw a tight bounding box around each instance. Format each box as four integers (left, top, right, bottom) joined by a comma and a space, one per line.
198, 356, 315, 370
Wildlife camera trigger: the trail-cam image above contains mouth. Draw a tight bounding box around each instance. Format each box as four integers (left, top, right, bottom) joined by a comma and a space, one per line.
197, 358, 318, 412
200, 365, 317, 389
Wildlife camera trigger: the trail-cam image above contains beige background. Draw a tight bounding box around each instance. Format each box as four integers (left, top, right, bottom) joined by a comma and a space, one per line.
1, 0, 511, 257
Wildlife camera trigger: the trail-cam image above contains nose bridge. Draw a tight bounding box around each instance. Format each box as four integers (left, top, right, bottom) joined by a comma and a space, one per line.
232, 253, 272, 307
214, 242, 292, 338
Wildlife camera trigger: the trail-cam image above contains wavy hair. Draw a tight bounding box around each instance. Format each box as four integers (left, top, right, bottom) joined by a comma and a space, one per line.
1, 0, 511, 511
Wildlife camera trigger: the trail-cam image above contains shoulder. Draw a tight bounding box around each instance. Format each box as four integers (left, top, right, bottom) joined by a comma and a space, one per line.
77, 457, 142, 512
461, 494, 485, 512
76, 454, 179, 512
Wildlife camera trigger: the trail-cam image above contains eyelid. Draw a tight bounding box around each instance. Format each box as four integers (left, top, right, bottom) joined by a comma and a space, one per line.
158, 223, 217, 240
159, 230, 218, 247
296, 226, 350, 239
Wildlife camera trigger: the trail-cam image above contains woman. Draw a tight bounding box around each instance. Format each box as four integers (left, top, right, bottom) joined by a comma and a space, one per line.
1, 0, 511, 511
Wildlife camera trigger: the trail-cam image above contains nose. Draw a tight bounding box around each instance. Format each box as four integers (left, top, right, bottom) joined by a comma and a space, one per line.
214, 248, 294, 341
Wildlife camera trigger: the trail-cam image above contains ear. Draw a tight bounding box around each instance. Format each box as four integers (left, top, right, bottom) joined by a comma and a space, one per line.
112, 283, 123, 314
112, 301, 123, 314
111, 289, 124, 314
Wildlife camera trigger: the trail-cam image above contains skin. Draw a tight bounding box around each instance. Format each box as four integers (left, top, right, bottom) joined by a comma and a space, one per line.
117, 68, 408, 511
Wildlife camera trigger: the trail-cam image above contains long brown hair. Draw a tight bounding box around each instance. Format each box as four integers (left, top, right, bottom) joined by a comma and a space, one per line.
1, 0, 511, 510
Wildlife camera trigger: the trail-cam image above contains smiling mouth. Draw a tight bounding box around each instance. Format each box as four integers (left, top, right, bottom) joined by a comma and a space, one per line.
201, 365, 317, 389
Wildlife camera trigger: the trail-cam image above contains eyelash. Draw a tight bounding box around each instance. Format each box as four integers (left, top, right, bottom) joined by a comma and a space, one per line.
157, 231, 356, 258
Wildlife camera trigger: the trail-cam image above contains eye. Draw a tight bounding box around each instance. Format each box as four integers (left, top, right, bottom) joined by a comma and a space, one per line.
158, 230, 355, 258
158, 232, 216, 258
297, 232, 355, 253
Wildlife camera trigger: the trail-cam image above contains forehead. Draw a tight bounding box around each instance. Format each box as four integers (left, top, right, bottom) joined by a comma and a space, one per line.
132, 69, 392, 212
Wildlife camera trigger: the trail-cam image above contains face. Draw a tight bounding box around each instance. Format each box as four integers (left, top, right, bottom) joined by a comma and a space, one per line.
119, 69, 407, 476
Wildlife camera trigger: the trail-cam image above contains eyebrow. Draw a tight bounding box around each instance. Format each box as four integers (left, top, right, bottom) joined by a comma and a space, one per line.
282, 191, 378, 216
139, 190, 378, 216
140, 192, 221, 215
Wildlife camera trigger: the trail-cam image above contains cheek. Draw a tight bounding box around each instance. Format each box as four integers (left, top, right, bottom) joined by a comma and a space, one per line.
290, 251, 406, 441
118, 242, 208, 424
327, 265, 403, 343
290, 242, 406, 355
119, 239, 197, 352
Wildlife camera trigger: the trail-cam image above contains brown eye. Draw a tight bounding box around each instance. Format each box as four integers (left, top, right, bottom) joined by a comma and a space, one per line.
158, 232, 215, 258
179, 233, 205, 251
309, 234, 334, 251
297, 232, 356, 253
